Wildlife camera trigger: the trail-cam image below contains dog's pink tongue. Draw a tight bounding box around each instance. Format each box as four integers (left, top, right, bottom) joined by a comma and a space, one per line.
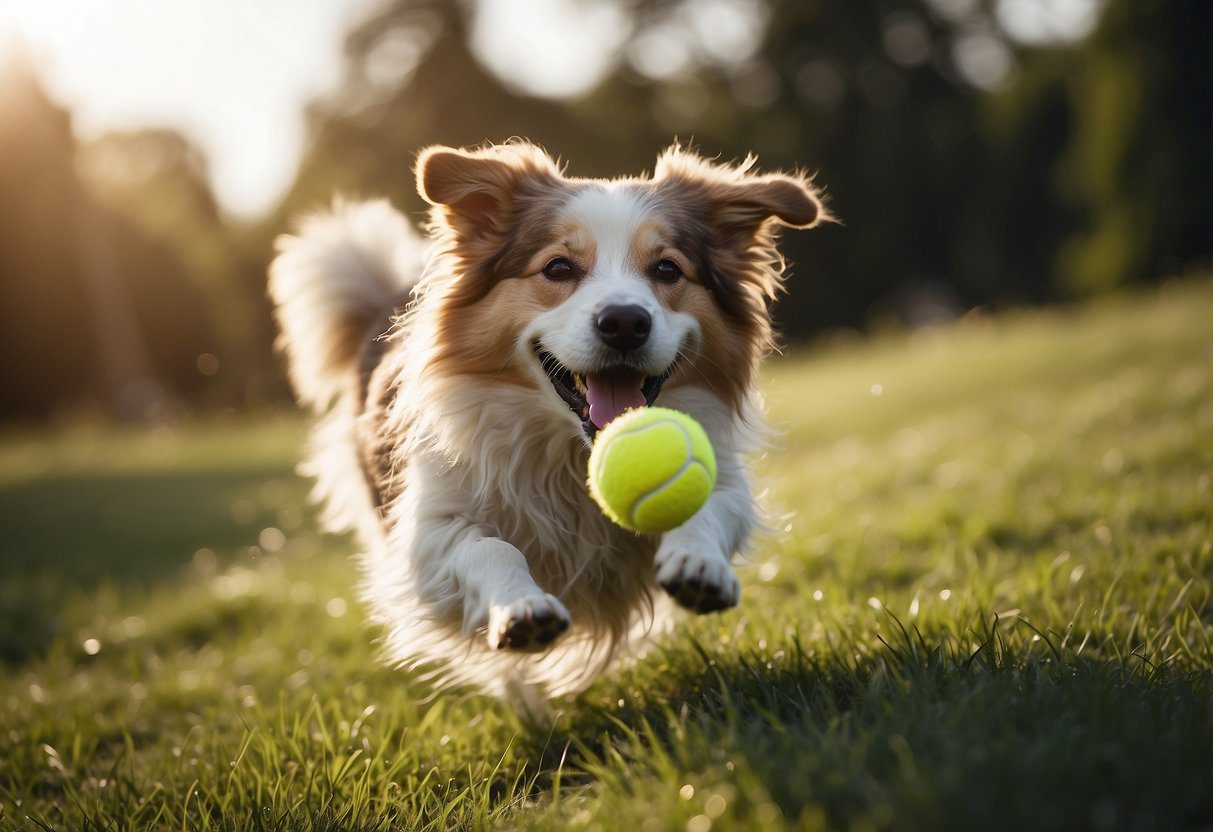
586, 369, 647, 429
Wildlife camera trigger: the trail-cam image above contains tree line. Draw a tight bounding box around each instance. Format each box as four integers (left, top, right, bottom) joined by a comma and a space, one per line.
0, 0, 1207, 420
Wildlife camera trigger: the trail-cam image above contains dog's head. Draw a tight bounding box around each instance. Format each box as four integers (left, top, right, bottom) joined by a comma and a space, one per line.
414, 141, 830, 442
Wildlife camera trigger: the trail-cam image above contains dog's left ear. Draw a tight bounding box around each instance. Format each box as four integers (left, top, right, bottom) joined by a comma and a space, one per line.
416, 143, 560, 240
715, 175, 823, 232
654, 147, 833, 248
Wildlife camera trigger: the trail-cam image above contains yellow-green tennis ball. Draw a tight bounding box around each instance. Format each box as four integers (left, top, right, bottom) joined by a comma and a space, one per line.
587, 407, 717, 534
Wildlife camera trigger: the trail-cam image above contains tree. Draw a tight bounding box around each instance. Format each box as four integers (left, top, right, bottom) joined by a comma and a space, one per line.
0, 54, 219, 420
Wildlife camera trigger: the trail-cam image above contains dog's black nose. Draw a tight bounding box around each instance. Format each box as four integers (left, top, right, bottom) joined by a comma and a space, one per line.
596, 305, 651, 353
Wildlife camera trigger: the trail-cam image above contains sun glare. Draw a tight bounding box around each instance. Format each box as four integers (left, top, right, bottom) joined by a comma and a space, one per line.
1, 0, 66, 48
0, 0, 367, 218
470, 0, 628, 99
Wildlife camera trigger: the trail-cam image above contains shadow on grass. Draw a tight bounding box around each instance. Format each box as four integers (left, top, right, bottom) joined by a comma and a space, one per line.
0, 466, 306, 664
515, 621, 1213, 831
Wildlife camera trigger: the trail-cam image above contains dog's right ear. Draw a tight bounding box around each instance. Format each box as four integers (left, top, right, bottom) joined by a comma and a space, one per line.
416, 144, 560, 241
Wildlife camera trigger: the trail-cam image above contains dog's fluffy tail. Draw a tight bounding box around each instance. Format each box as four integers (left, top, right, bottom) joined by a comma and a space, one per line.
269, 198, 425, 412
269, 199, 424, 539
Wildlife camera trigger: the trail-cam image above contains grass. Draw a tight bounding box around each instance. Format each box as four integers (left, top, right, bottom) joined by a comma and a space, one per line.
1, 279, 1211, 831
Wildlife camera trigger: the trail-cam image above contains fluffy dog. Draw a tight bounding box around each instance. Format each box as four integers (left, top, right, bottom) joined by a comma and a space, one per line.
269, 142, 828, 706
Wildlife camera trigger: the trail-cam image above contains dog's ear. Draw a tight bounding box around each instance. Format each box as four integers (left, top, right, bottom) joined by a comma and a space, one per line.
653, 146, 833, 248
416, 144, 560, 239
711, 175, 824, 241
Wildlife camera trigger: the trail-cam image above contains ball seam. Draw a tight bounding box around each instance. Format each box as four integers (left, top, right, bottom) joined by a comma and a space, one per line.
626, 421, 696, 529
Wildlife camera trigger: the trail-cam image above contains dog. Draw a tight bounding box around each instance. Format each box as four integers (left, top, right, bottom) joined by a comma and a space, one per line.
268, 141, 828, 707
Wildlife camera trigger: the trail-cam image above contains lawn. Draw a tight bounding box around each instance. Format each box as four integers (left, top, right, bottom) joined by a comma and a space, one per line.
1, 280, 1211, 831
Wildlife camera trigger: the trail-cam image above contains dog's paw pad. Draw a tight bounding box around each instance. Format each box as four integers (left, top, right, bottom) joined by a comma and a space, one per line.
489, 595, 571, 652
656, 554, 739, 614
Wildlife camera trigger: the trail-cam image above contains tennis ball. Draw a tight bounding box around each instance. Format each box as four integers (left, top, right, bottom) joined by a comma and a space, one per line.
587, 407, 717, 534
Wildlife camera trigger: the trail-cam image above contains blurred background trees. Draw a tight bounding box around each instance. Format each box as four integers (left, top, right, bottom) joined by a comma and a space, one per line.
0, 0, 1208, 421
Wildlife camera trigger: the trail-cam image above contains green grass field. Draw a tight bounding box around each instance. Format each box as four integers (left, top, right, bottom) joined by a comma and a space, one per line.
2, 281, 1212, 831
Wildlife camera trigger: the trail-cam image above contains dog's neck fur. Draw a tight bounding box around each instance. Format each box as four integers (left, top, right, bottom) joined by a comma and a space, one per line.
376, 305, 661, 583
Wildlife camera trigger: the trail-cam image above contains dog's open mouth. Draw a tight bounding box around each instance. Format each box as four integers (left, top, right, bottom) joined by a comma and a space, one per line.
533, 343, 672, 436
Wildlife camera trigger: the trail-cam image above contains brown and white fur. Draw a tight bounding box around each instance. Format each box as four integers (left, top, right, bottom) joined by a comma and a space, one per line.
268, 142, 829, 707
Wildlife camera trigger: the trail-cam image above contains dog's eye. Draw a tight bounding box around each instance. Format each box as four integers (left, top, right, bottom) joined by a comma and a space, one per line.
542, 257, 576, 281
652, 259, 683, 284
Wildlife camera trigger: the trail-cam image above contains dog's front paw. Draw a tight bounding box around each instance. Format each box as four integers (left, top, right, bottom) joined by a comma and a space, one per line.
655, 552, 740, 614
488, 594, 571, 652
